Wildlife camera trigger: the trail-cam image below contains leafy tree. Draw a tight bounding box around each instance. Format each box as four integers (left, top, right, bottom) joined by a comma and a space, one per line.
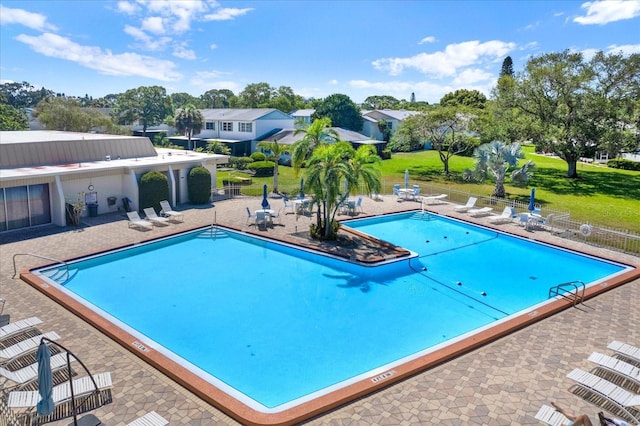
200, 89, 236, 108
237, 82, 274, 108
464, 141, 535, 198
515, 50, 640, 178
113, 86, 173, 134
500, 56, 514, 77
361, 95, 400, 110
0, 81, 54, 108
0, 104, 29, 130
270, 85, 305, 112
205, 140, 231, 155
257, 139, 289, 193
377, 119, 391, 142
312, 93, 363, 131
171, 92, 201, 109
34, 97, 109, 132
291, 117, 339, 173
416, 107, 479, 174
174, 104, 204, 150
387, 114, 424, 152
440, 89, 487, 109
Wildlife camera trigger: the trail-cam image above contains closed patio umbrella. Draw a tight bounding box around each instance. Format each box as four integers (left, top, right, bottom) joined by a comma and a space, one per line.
262, 184, 270, 209
405, 169, 409, 189
36, 340, 54, 415
528, 188, 536, 212
299, 178, 305, 199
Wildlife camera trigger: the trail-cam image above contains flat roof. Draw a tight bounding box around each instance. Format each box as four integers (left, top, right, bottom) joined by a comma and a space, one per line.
0, 130, 142, 144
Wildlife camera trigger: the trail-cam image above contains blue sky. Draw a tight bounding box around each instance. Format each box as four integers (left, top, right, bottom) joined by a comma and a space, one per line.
1, 0, 639, 104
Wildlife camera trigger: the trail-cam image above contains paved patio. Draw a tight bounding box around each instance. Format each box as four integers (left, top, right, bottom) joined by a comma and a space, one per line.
1, 194, 638, 425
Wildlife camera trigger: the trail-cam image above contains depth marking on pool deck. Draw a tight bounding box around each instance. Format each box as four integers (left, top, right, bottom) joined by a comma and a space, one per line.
371, 370, 396, 383
132, 341, 150, 353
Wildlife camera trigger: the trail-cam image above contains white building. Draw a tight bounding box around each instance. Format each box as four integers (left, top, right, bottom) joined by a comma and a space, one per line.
0, 130, 228, 233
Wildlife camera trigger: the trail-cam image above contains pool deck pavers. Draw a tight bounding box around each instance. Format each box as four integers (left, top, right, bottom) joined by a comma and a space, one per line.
1, 194, 638, 425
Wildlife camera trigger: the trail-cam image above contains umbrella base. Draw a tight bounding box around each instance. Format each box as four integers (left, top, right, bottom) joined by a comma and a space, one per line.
67, 414, 102, 426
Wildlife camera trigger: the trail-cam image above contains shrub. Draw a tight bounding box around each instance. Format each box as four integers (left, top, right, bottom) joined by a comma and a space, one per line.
229, 156, 252, 170
247, 160, 275, 177
380, 149, 392, 160
187, 166, 212, 204
607, 158, 640, 171
222, 176, 252, 185
139, 171, 169, 212
250, 151, 267, 161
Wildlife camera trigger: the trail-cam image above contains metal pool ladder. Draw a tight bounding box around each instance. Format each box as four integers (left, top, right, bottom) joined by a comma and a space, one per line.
548, 280, 592, 310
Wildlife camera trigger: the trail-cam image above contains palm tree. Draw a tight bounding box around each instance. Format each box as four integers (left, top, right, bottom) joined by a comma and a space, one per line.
256, 139, 288, 194
349, 145, 382, 196
175, 104, 203, 150
291, 117, 338, 174
464, 141, 535, 197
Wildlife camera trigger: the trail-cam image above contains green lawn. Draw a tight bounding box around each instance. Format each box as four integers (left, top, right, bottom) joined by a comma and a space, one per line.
217, 146, 640, 233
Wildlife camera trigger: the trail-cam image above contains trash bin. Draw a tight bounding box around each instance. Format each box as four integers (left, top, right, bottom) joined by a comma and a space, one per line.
88, 203, 98, 217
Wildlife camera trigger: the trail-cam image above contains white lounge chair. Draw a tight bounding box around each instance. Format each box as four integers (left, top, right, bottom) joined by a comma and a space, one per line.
454, 197, 477, 212
588, 352, 640, 389
534, 404, 570, 426
127, 211, 153, 230
468, 207, 493, 217
609, 341, 640, 367
143, 208, 170, 226
159, 200, 184, 222
0, 317, 42, 341
8, 371, 112, 409
422, 194, 447, 205
567, 368, 640, 424
0, 352, 69, 388
488, 207, 514, 224
127, 411, 169, 426
0, 331, 60, 362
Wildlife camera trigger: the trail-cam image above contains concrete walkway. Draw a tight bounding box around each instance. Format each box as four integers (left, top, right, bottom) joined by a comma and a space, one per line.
1, 194, 638, 425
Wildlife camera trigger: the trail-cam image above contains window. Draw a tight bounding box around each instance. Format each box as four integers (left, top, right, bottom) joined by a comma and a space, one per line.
239, 122, 253, 132
222, 122, 233, 132
205, 122, 215, 130
386, 121, 393, 130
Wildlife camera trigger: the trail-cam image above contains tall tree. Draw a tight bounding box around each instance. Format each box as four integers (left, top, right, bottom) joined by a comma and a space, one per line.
410, 92, 416, 103
291, 117, 338, 173
0, 81, 54, 108
387, 114, 424, 152
237, 82, 274, 108
464, 141, 535, 198
174, 104, 204, 150
200, 89, 236, 108
361, 95, 400, 110
0, 104, 29, 130
440, 89, 487, 109
113, 86, 173, 135
257, 139, 289, 193
515, 50, 640, 178
500, 56, 514, 77
312, 93, 363, 131
416, 107, 479, 174
34, 97, 109, 132
171, 92, 201, 109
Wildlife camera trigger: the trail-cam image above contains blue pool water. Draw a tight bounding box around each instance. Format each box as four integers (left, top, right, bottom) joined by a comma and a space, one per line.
37, 212, 628, 411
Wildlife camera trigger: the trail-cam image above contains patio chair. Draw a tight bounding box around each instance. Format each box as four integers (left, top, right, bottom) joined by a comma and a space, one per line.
488, 207, 515, 224
127, 411, 169, 426
468, 207, 493, 217
588, 352, 640, 390
283, 198, 295, 214
160, 200, 184, 222
393, 184, 400, 197
127, 211, 153, 230
566, 368, 640, 424
608, 341, 640, 367
454, 197, 477, 212
255, 211, 267, 229
534, 404, 570, 426
354, 196, 363, 214
0, 352, 71, 389
246, 207, 255, 225
1, 331, 60, 363
0, 317, 43, 342
412, 185, 420, 200
8, 372, 113, 424
143, 208, 170, 226
270, 207, 283, 224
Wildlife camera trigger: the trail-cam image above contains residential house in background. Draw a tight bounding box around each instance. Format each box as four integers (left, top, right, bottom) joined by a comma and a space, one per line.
0, 130, 228, 233
361, 109, 421, 141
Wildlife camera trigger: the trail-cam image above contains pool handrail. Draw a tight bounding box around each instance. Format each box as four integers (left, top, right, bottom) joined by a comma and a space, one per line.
12, 253, 69, 282
548, 280, 587, 308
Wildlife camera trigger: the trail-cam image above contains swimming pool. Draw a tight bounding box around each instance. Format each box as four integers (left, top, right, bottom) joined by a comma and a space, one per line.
29, 211, 633, 424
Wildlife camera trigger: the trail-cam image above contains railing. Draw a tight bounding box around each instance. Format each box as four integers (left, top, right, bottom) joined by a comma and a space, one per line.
12, 253, 69, 280
548, 280, 589, 310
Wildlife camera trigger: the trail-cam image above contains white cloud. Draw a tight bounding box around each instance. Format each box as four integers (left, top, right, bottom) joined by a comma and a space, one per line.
328, 79, 339, 85
418, 36, 436, 45
452, 68, 494, 85
607, 43, 640, 54
350, 79, 458, 104
574, 0, 640, 24
116, 1, 139, 15
0, 5, 57, 32
210, 43, 218, 50
372, 40, 516, 77
123, 25, 171, 51
173, 45, 196, 60
15, 32, 182, 81
190, 70, 240, 91
142, 16, 165, 34
204, 7, 255, 21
